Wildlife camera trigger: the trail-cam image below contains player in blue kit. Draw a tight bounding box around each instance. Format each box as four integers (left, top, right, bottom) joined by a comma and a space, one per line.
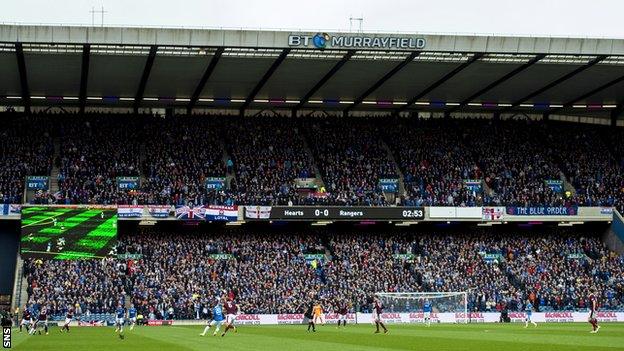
423, 300, 432, 327
128, 304, 137, 331
115, 304, 126, 337
200, 300, 225, 337
524, 300, 537, 328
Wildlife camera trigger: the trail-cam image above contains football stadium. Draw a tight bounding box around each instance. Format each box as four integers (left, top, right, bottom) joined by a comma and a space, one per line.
1, 4, 624, 351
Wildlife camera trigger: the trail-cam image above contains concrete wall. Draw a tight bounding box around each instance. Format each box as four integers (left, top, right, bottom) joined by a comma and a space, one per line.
604, 210, 624, 254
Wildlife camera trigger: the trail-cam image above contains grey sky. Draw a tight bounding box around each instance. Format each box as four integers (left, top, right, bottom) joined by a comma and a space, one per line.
2, 0, 622, 38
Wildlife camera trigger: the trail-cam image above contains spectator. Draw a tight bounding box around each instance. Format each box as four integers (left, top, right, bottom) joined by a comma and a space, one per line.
23, 227, 624, 319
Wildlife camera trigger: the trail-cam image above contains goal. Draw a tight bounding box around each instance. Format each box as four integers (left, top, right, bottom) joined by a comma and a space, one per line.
375, 292, 469, 324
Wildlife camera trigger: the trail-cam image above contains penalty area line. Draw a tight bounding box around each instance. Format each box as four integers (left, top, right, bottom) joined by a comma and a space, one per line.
21, 212, 69, 229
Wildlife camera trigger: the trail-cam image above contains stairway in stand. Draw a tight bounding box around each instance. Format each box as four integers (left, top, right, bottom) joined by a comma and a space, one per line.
49, 139, 61, 195
11, 256, 28, 310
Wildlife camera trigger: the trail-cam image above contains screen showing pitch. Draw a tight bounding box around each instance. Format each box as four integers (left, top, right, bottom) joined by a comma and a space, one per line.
20, 206, 117, 259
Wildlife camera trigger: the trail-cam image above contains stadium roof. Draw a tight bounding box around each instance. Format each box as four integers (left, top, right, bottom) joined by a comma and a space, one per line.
1, 24, 624, 122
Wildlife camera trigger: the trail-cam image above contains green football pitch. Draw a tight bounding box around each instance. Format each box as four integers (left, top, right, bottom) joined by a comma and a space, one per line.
8, 323, 624, 351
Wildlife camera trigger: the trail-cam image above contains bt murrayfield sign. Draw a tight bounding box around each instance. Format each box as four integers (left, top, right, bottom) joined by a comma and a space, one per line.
288, 32, 426, 50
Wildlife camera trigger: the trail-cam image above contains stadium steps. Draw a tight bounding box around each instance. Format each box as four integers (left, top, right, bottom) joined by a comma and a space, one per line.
501, 262, 526, 292
481, 181, 495, 198
319, 234, 334, 261
49, 139, 61, 194
300, 137, 326, 190
223, 149, 236, 189
561, 176, 577, 197
11, 256, 26, 310
139, 143, 148, 187
380, 140, 406, 201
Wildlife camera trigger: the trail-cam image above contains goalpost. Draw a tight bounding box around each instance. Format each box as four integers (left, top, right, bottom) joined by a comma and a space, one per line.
375, 292, 469, 324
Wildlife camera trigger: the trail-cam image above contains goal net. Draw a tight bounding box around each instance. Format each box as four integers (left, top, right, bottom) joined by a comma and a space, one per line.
375, 292, 469, 324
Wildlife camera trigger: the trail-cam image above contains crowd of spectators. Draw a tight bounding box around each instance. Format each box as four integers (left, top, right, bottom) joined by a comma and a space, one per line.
304, 118, 397, 206
224, 117, 315, 206
140, 117, 230, 206
322, 232, 422, 310
384, 119, 483, 206
23, 227, 624, 319
551, 124, 624, 210
607, 128, 624, 169
607, 128, 624, 212
55, 114, 144, 205
0, 114, 53, 204
1, 113, 624, 210
122, 230, 325, 317
497, 232, 624, 311
23, 257, 128, 316
463, 120, 569, 207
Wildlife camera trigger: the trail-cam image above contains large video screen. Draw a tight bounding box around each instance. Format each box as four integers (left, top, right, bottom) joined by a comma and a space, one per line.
20, 206, 117, 259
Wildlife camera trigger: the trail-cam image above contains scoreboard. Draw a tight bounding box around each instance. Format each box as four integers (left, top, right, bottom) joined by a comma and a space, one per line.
246, 206, 424, 221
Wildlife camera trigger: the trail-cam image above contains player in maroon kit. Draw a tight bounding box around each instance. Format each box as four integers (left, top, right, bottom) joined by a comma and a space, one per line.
588, 290, 601, 333
221, 298, 239, 337
60, 307, 73, 333
336, 301, 348, 328
372, 297, 388, 334
19, 306, 33, 333
30, 307, 49, 335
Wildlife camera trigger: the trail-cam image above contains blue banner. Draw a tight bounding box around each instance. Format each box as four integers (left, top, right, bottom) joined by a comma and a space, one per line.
481, 253, 503, 263
464, 179, 482, 192
26, 176, 49, 190
379, 178, 399, 193
545, 180, 563, 193
506, 206, 578, 216
117, 177, 140, 190
205, 177, 226, 190
0, 204, 20, 216
117, 205, 143, 218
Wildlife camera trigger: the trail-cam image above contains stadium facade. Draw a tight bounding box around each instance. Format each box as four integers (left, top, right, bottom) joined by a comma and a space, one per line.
1, 25, 624, 332
0, 24, 623, 125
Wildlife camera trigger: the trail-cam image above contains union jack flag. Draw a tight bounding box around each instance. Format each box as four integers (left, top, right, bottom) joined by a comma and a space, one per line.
175, 205, 206, 220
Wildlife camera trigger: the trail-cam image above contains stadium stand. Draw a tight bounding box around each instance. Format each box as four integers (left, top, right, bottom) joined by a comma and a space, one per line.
383, 118, 483, 206
0, 114, 54, 204
22, 226, 624, 319
224, 117, 316, 206
55, 114, 144, 205
1, 113, 623, 212
465, 120, 567, 207
23, 257, 128, 317
304, 118, 397, 206
551, 124, 623, 209
500, 232, 624, 312
4, 24, 624, 351
140, 116, 230, 206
